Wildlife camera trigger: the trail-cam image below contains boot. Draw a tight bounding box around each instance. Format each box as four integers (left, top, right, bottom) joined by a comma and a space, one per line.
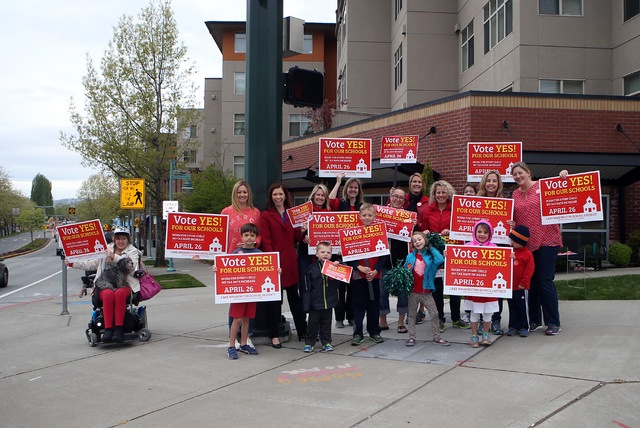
112, 326, 124, 343
102, 328, 113, 343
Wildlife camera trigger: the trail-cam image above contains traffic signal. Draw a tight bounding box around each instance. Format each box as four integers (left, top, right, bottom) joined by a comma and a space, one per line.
283, 66, 324, 108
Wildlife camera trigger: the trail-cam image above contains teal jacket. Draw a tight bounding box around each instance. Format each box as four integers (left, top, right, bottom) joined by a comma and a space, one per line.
403, 247, 444, 292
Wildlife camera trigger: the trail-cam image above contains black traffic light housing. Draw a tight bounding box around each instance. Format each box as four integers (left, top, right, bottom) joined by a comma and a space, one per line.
283, 66, 324, 108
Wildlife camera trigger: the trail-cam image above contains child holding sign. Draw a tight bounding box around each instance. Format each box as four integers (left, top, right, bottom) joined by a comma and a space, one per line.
464, 220, 499, 348
302, 242, 340, 352
403, 231, 450, 347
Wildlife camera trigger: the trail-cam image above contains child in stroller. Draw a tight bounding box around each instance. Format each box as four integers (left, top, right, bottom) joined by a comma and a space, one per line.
81, 270, 151, 346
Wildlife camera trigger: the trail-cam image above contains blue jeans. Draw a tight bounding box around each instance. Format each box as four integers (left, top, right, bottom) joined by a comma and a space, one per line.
529, 246, 561, 327
379, 281, 408, 315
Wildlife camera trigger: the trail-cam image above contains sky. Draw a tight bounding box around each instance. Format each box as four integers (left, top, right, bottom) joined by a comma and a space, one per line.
0, 0, 336, 201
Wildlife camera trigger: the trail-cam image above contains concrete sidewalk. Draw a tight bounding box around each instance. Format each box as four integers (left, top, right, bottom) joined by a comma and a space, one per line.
0, 259, 639, 427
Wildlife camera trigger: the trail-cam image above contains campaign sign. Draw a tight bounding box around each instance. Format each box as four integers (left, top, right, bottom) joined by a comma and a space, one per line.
467, 142, 522, 183
380, 135, 419, 164
57, 219, 108, 262
449, 195, 514, 244
318, 137, 372, 178
321, 261, 353, 283
286, 201, 313, 228
539, 171, 603, 225
213, 252, 281, 304
308, 211, 361, 255
444, 245, 513, 298
339, 222, 390, 262
373, 204, 416, 242
165, 212, 229, 258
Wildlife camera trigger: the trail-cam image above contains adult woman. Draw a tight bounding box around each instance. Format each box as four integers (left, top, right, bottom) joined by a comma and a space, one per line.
221, 180, 261, 348
476, 170, 505, 334
298, 184, 331, 288
404, 173, 430, 228
328, 172, 364, 327
221, 180, 261, 250
67, 227, 142, 343
380, 187, 410, 332
419, 180, 470, 331
508, 162, 567, 335
259, 182, 306, 347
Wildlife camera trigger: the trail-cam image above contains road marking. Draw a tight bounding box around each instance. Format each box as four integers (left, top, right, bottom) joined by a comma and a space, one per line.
0, 271, 61, 300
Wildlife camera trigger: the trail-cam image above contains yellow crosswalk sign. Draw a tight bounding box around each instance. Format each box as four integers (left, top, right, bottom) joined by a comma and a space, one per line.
121, 179, 145, 209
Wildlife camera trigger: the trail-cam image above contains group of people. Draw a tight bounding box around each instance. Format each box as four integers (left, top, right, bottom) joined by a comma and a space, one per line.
217, 160, 566, 358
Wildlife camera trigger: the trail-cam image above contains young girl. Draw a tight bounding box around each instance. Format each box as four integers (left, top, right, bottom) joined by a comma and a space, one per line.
464, 220, 499, 347
403, 231, 450, 347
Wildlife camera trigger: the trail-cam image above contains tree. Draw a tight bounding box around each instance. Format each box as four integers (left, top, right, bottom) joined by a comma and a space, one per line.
181, 165, 237, 214
76, 173, 122, 224
0, 167, 31, 236
30, 173, 53, 207
60, 0, 199, 266
17, 207, 44, 242
302, 98, 337, 134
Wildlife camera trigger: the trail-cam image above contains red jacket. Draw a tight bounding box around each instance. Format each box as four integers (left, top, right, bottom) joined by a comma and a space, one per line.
513, 246, 535, 290
259, 208, 302, 287
419, 200, 452, 234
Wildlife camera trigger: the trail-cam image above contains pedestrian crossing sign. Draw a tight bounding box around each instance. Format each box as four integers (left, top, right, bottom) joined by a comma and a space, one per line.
121, 179, 145, 209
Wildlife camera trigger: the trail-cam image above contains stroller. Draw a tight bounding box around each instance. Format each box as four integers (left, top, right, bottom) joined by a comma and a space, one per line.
81, 270, 151, 346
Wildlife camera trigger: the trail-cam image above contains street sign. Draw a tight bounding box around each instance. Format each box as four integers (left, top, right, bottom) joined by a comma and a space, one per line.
120, 178, 145, 209
69, 207, 76, 214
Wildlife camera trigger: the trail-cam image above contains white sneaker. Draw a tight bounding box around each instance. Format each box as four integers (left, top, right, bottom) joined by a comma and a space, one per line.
235, 339, 241, 350
246, 337, 254, 348
461, 312, 470, 323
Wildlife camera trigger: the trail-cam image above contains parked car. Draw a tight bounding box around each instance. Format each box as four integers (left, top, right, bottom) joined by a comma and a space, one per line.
0, 258, 8, 288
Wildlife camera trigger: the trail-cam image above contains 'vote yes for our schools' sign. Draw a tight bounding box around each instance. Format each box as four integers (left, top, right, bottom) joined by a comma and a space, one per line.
539, 171, 603, 225
319, 138, 372, 178
467, 142, 521, 183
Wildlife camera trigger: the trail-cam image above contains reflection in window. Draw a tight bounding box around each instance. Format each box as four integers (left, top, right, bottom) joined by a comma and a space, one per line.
623, 70, 640, 96
233, 114, 245, 135
483, 0, 513, 53
235, 33, 246, 53
234, 72, 245, 94
539, 0, 583, 16
461, 20, 474, 72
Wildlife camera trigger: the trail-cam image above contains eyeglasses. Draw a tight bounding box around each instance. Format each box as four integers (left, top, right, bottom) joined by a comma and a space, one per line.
391, 194, 404, 199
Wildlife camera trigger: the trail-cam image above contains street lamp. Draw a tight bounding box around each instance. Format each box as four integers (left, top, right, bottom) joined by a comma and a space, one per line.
167, 159, 193, 272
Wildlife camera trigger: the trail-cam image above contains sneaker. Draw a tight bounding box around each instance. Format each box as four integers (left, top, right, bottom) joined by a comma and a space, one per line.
461, 312, 470, 323
302, 345, 314, 352
477, 323, 484, 334
544, 325, 561, 335
246, 337, 254, 348
335, 320, 345, 328
323, 343, 334, 352
227, 347, 238, 360
234, 339, 241, 350
239, 344, 258, 355
529, 322, 541, 332
439, 320, 446, 333
370, 334, 385, 344
482, 332, 492, 346
470, 335, 480, 348
415, 311, 426, 325
351, 334, 365, 346
506, 328, 517, 336
491, 320, 504, 335
519, 329, 530, 337
452, 320, 471, 329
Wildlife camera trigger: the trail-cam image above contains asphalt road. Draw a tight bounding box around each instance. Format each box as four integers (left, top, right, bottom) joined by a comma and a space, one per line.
0, 239, 85, 309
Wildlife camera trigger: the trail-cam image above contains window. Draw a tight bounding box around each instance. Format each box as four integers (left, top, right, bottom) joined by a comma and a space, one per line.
539, 0, 582, 15
624, 70, 640, 96
183, 125, 197, 139
234, 72, 245, 94
338, 66, 347, 108
483, 0, 513, 53
461, 20, 474, 72
289, 114, 311, 137
394, 43, 403, 90
539, 79, 584, 94
303, 34, 313, 54
395, 0, 403, 20
182, 150, 197, 164
233, 114, 245, 135
234, 33, 246, 53
561, 195, 609, 265
624, 0, 640, 21
233, 156, 245, 179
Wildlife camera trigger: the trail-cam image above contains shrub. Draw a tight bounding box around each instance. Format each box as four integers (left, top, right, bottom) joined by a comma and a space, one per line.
627, 230, 640, 265
608, 242, 632, 267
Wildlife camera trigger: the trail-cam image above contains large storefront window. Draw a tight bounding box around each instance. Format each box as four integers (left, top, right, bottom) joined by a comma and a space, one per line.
560, 194, 609, 255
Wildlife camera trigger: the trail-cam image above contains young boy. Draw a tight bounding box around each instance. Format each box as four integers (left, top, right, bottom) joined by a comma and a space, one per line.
346, 203, 389, 345
506, 225, 535, 337
213, 223, 261, 360
302, 242, 340, 352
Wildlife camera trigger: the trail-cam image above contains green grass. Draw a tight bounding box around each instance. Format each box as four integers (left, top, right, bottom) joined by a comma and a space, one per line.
153, 273, 206, 289
556, 275, 640, 300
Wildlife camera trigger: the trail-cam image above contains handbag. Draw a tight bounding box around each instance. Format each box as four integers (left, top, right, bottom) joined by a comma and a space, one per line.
137, 269, 162, 301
